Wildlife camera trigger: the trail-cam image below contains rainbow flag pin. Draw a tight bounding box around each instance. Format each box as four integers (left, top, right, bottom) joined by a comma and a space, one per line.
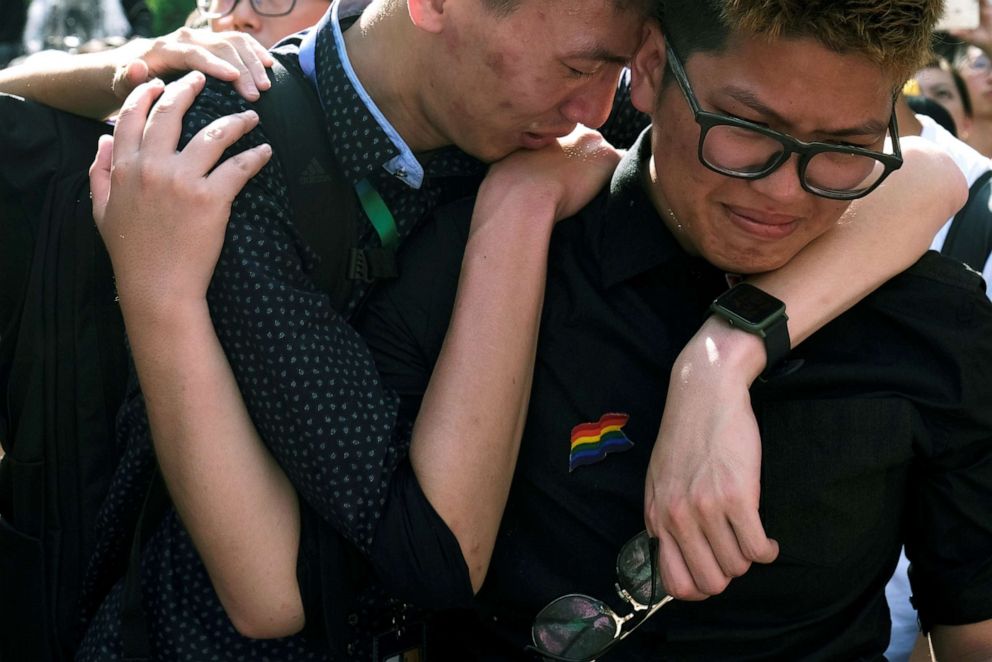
569, 413, 634, 472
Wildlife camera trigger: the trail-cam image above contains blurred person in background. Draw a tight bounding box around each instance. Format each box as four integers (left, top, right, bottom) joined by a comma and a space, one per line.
915, 56, 974, 139
955, 44, 992, 155
0, 0, 330, 120
197, 0, 329, 53
946, 1, 992, 155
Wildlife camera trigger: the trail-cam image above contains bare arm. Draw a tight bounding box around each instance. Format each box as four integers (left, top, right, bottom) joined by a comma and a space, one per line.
645, 138, 968, 600
410, 129, 619, 590
0, 28, 272, 119
930, 620, 992, 661
89, 74, 299, 639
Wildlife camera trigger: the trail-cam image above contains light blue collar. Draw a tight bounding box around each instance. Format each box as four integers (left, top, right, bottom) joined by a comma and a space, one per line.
299, 0, 425, 189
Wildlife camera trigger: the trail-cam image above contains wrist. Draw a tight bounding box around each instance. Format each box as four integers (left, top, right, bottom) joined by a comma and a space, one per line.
679, 316, 768, 387
119, 288, 211, 334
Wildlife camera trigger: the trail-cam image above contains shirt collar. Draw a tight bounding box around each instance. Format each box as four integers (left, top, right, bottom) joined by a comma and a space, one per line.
300, 0, 426, 188
596, 127, 688, 288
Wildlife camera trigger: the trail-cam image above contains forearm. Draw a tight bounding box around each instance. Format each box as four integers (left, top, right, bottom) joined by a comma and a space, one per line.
750, 141, 965, 348
0, 50, 125, 118
123, 299, 304, 638
410, 188, 555, 592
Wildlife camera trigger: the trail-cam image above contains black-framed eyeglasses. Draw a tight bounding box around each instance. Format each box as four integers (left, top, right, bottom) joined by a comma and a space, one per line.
196, 0, 297, 19
665, 40, 903, 201
528, 531, 673, 662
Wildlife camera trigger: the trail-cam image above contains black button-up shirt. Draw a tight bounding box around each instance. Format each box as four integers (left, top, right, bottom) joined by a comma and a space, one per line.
357, 128, 992, 660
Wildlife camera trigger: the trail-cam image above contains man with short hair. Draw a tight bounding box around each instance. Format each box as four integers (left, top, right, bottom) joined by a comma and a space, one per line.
348, 0, 992, 657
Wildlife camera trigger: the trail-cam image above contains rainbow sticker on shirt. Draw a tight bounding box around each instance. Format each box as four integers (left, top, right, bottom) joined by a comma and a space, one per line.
569, 413, 634, 472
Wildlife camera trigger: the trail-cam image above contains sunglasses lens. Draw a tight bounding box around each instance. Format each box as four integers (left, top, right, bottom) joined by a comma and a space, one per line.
532, 595, 619, 660
617, 531, 664, 606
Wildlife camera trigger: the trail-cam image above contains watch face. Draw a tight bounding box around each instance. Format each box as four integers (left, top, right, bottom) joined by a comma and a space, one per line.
718, 284, 785, 325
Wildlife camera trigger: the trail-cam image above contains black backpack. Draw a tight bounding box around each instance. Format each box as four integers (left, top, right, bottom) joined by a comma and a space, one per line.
942, 169, 992, 274
0, 50, 387, 662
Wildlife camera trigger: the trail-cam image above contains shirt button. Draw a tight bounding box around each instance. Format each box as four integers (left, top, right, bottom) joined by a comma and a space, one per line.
347, 612, 359, 625
395, 167, 408, 179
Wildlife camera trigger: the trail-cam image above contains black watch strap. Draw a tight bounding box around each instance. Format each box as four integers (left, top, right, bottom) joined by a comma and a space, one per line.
709, 283, 791, 378
761, 314, 791, 377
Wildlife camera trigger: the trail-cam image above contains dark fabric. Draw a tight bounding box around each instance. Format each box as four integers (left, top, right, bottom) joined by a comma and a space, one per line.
356, 129, 992, 660
297, 460, 474, 656
118, 0, 152, 37
77, 14, 482, 660
942, 169, 992, 273
0, 95, 126, 662
0, 0, 27, 63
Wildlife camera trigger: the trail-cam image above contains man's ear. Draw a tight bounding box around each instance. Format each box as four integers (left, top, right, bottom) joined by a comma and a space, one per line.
630, 22, 667, 114
407, 0, 447, 33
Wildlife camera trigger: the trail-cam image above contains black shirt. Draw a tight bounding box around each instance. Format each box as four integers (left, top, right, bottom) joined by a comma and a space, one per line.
356, 129, 992, 660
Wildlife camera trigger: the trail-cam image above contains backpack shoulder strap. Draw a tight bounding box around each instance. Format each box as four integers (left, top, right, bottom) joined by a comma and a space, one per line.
252, 51, 359, 309
943, 169, 992, 273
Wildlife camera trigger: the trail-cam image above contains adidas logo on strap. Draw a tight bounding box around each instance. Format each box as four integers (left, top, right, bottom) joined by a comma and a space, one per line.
300, 157, 332, 185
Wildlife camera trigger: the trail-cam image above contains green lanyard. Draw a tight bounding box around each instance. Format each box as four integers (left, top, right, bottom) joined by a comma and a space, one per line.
355, 178, 399, 250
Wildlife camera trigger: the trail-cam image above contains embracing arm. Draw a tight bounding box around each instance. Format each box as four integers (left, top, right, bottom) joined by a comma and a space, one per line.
0, 27, 271, 119
646, 138, 967, 600
409, 129, 619, 591
90, 74, 301, 639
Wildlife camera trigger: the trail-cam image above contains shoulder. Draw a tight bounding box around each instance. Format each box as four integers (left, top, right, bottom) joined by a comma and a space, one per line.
177, 75, 254, 148
357, 197, 474, 354
789, 251, 992, 413
870, 250, 991, 312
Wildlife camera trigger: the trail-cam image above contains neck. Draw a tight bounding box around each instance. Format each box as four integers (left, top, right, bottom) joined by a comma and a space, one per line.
343, 0, 449, 153
965, 120, 992, 157
644, 142, 697, 256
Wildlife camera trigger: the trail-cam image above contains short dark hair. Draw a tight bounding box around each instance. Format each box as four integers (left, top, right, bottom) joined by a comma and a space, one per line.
657, 0, 942, 86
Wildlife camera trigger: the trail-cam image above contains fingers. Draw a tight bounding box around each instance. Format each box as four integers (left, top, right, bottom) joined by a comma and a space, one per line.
655, 529, 710, 601
730, 508, 779, 564
89, 134, 115, 226
180, 108, 265, 179
230, 35, 273, 96
207, 142, 272, 206
657, 502, 732, 599
180, 30, 272, 101
140, 71, 207, 154
113, 78, 166, 159
653, 510, 779, 600
111, 59, 151, 102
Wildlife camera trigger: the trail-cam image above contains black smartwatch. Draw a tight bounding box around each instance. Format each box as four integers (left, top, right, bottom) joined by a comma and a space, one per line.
709, 283, 790, 376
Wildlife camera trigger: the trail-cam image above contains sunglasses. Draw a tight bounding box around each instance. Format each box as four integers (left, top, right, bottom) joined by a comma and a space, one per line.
528, 531, 673, 661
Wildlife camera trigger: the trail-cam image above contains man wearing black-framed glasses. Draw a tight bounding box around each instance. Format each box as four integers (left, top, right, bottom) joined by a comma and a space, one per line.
350, 0, 992, 659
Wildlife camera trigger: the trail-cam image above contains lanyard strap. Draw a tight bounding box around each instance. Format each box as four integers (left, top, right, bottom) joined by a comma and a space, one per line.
355, 178, 399, 250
